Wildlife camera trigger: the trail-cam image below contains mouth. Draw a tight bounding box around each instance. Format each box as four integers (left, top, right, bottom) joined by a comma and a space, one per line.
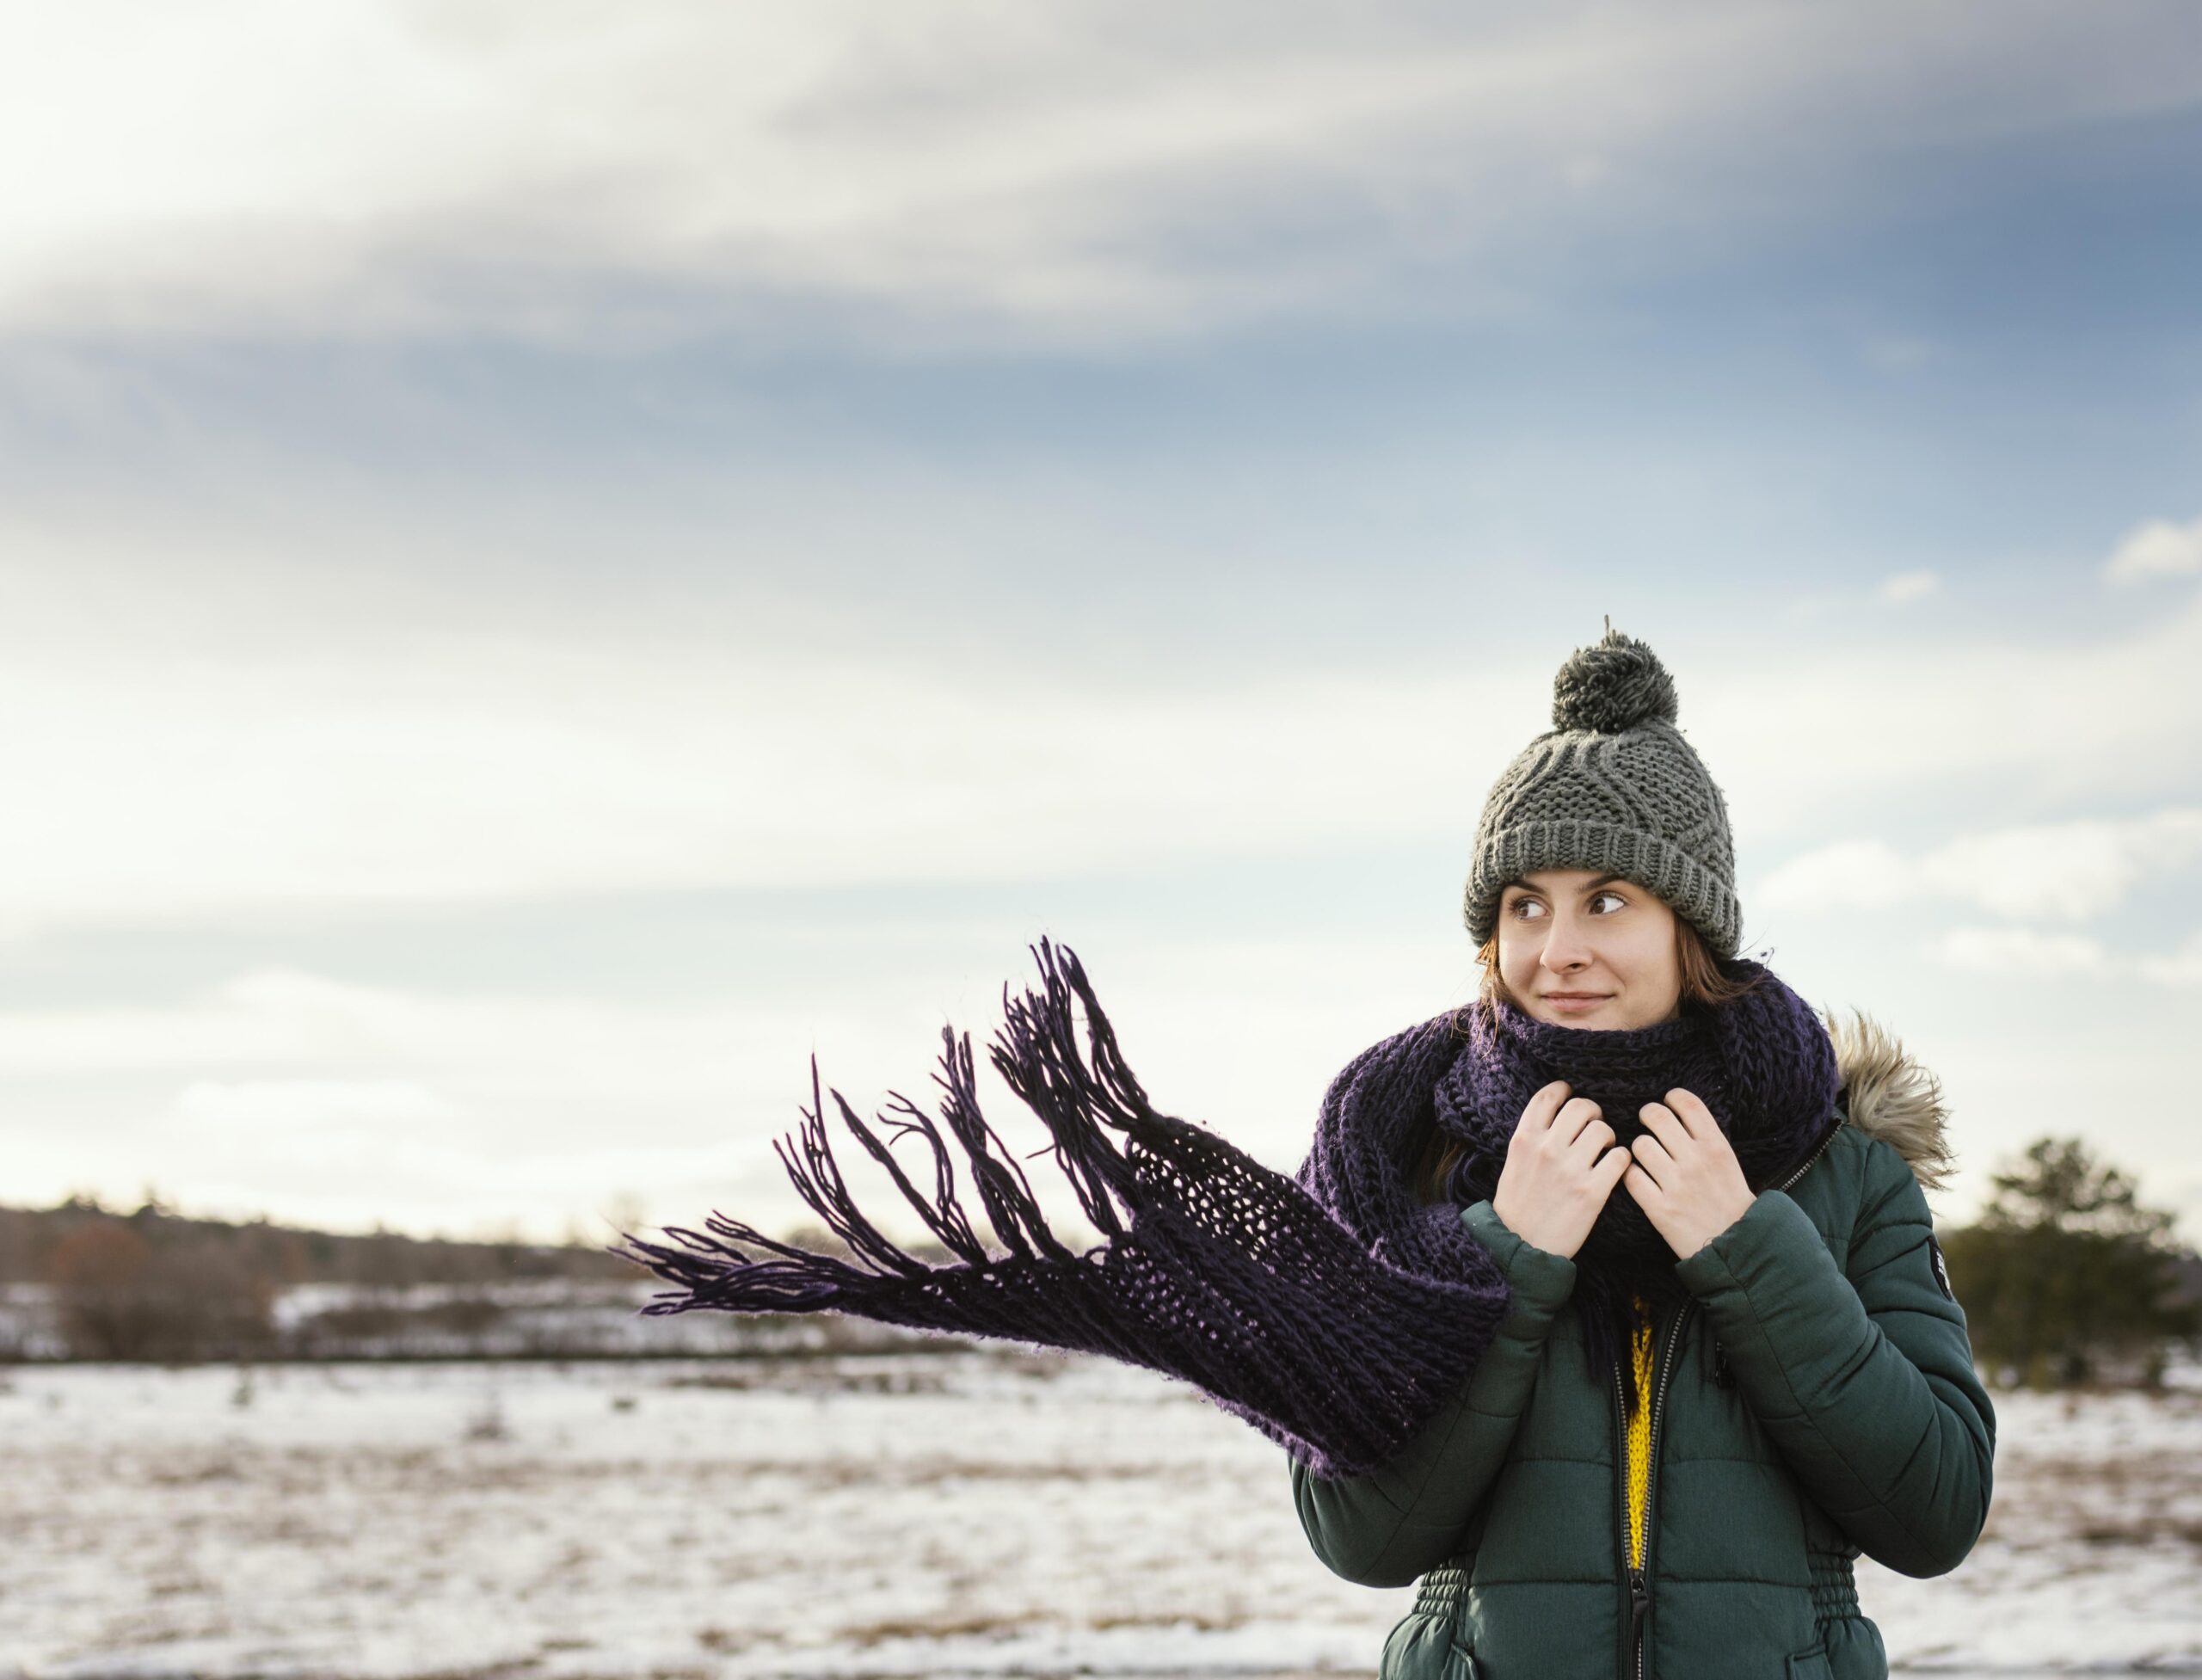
1541, 993, 1614, 1012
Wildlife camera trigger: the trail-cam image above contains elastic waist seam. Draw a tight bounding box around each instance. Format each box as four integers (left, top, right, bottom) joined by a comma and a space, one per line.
1413, 1557, 1863, 1622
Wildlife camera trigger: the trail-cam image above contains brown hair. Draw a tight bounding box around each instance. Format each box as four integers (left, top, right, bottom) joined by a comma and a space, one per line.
1412, 898, 1759, 1203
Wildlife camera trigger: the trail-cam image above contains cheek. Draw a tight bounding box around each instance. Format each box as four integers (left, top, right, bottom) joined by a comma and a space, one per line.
1617, 925, 1681, 988
1496, 931, 1535, 979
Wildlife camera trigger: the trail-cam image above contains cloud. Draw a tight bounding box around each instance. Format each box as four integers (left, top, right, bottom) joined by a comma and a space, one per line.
0, 620, 1533, 936
1681, 584, 2202, 842
1876, 570, 1940, 605
1932, 926, 2107, 977
5, 515, 2202, 938
175, 1078, 465, 1133
0, 929, 1467, 1239
0, 966, 832, 1105
1756, 838, 1916, 910
1762, 809, 2202, 921
2104, 515, 2202, 584
1933, 925, 2202, 985
4, 3, 2201, 344
0, 964, 919, 1236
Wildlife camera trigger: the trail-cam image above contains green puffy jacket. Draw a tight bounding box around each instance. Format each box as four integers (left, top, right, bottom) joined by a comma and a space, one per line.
1289, 1017, 1996, 1680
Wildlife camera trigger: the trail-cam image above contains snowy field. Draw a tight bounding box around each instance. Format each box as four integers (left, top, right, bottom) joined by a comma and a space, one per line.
0, 1352, 2196, 1679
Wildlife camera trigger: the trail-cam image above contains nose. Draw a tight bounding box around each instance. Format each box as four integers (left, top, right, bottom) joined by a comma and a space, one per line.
1540, 913, 1593, 974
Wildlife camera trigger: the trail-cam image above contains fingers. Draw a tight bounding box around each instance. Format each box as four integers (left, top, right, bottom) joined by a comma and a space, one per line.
1662, 1086, 1718, 1140
1629, 1133, 1675, 1186
1621, 1159, 1659, 1205
1569, 1116, 1617, 1160
1516, 1080, 1573, 1135
1637, 1100, 1689, 1153
1593, 1145, 1632, 1193
1553, 1096, 1605, 1144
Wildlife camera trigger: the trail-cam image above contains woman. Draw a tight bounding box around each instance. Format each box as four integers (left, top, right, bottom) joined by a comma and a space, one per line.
625, 625, 1994, 1680
1290, 629, 1996, 1680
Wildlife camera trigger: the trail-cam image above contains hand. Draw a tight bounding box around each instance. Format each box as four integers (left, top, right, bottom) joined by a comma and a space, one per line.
1490, 1080, 1632, 1259
1621, 1087, 1758, 1260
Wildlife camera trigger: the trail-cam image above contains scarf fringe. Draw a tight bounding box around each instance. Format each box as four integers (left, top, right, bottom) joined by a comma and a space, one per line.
618, 937, 1510, 1480
618, 936, 1141, 1312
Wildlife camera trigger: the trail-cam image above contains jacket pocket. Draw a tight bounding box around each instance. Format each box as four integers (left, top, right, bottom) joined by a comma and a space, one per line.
1785, 1643, 1834, 1680
1379, 1610, 1480, 1680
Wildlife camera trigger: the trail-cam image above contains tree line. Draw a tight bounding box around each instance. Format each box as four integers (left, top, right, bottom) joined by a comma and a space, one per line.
0, 1195, 630, 1363
4, 1138, 2197, 1384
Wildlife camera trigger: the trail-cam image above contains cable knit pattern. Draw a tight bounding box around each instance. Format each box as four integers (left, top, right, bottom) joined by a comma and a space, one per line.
623, 938, 1841, 1480
1463, 628, 1741, 957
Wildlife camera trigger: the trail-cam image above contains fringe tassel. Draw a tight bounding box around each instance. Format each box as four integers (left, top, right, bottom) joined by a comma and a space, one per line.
616, 936, 1510, 1480
618, 938, 1173, 1326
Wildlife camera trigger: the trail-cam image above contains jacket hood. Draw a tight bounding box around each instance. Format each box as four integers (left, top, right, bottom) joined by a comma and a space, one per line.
1820, 1007, 1953, 1192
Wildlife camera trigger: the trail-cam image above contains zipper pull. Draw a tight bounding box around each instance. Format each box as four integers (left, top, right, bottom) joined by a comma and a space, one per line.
1629, 1564, 1650, 1639
1713, 1338, 1735, 1389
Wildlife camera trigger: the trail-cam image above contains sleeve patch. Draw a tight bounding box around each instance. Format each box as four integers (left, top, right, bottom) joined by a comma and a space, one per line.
1928, 1232, 1956, 1301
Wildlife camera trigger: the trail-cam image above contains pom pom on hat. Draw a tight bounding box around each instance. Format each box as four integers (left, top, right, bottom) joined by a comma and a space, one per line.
1550, 619, 1680, 735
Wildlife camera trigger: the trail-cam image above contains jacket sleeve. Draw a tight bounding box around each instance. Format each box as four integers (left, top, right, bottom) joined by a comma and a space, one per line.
1288, 1199, 1577, 1588
1672, 1138, 1997, 1578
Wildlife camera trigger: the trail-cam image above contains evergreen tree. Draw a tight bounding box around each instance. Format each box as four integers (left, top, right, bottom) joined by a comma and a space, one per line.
1941, 1136, 2199, 1390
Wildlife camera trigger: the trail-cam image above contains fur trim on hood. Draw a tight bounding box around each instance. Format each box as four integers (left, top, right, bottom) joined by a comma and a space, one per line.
1820, 1007, 1953, 1192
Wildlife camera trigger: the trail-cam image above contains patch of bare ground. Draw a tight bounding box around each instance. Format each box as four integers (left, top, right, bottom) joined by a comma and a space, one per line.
1086, 1609, 1254, 1633
663, 1363, 955, 1396
796, 1452, 1187, 1488
1977, 1409, 2202, 1553
841, 1609, 1041, 1645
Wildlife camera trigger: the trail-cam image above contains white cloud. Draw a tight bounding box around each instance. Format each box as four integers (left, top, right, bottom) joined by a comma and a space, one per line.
1933, 926, 2107, 977
1933, 925, 2202, 987
175, 1077, 464, 1133
0, 965, 912, 1237
5, 517, 2202, 939
0, 929, 1469, 1240
2104, 516, 2202, 584
0, 625, 1532, 936
1877, 570, 1940, 604
2138, 929, 2202, 987
1681, 585, 2202, 844
1760, 809, 2202, 921
1756, 838, 1916, 909
0, 966, 836, 1105
3, 3, 2199, 343
1926, 813, 2202, 918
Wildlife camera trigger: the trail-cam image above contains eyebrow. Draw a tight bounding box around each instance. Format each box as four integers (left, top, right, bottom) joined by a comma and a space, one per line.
1503, 874, 1628, 898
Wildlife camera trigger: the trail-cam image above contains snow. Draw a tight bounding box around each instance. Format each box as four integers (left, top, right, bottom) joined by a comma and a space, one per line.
0, 1353, 2194, 1678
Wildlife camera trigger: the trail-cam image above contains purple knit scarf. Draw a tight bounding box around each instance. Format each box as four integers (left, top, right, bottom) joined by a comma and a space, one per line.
1433, 975, 1842, 1408
621, 938, 1841, 1480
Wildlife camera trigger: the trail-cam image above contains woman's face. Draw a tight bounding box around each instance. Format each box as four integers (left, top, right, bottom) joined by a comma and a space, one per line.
1495, 868, 1683, 1030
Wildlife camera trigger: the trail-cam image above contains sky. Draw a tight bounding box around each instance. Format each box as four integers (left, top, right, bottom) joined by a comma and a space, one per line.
2, 1, 2199, 1248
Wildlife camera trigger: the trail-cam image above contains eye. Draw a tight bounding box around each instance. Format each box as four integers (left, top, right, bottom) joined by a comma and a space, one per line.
1590, 889, 1627, 914
1507, 896, 1546, 920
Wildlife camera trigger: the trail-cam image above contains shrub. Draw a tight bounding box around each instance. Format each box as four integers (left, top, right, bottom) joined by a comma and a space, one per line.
1941, 1136, 2199, 1390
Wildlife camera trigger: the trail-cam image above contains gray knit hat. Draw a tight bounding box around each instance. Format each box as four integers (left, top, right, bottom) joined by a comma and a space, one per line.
1461, 624, 1741, 958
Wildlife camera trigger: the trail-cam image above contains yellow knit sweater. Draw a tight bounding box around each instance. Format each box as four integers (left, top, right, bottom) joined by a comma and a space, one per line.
1624, 1309, 1656, 1570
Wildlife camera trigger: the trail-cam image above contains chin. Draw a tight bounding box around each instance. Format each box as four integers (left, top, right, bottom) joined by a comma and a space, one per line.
1540, 1003, 1623, 1028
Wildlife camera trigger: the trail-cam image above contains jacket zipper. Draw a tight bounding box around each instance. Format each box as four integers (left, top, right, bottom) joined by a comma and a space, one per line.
1615, 1111, 1840, 1680
1615, 1304, 1690, 1680
1777, 1115, 1842, 1194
